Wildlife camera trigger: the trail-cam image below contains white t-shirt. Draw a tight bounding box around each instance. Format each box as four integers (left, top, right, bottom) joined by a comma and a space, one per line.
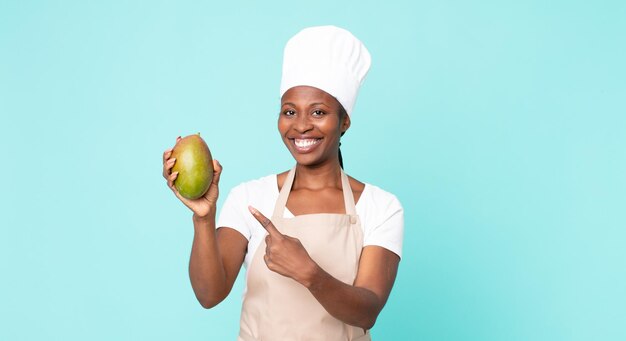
217, 174, 404, 269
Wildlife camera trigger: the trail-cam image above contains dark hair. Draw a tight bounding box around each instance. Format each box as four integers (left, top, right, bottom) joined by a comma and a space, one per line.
338, 105, 348, 169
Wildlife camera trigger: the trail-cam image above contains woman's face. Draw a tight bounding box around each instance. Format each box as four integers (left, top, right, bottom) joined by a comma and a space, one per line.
278, 86, 350, 167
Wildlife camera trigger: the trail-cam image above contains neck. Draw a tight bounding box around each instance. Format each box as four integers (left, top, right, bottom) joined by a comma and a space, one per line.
293, 160, 343, 190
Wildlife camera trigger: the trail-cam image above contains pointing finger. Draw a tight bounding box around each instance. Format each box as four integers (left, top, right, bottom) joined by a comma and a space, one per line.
248, 205, 283, 239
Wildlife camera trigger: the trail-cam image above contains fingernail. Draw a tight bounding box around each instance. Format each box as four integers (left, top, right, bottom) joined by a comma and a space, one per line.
248, 205, 258, 214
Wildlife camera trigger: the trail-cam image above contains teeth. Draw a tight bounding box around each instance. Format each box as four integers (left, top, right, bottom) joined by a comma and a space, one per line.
294, 139, 319, 148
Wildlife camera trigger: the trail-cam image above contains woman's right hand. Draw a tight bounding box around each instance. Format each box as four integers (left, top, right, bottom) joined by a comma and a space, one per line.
162, 136, 223, 218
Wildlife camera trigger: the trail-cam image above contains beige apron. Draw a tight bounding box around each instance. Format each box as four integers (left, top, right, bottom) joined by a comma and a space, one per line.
238, 167, 371, 341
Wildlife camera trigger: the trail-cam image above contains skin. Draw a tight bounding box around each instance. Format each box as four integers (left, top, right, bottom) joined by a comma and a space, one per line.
162, 86, 400, 330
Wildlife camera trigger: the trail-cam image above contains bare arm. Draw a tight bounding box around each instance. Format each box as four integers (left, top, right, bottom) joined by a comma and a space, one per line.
189, 215, 247, 308
304, 246, 399, 330
248, 206, 399, 330
162, 140, 247, 308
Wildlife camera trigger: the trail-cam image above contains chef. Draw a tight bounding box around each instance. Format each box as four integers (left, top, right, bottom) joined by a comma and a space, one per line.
163, 25, 404, 340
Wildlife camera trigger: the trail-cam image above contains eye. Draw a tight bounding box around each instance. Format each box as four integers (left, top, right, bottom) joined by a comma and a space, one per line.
282, 109, 296, 116
312, 110, 325, 117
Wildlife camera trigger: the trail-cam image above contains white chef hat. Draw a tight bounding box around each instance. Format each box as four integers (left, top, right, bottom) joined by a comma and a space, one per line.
279, 25, 372, 116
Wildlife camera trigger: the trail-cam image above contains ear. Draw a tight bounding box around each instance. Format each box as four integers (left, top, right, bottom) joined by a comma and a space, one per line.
341, 113, 351, 134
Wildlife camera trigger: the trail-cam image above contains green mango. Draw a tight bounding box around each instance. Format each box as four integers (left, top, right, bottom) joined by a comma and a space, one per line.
171, 133, 214, 200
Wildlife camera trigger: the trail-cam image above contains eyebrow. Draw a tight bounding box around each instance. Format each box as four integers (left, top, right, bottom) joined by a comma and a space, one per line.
281, 102, 331, 108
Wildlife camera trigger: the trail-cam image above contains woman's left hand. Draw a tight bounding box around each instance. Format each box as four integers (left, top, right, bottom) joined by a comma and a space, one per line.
248, 206, 317, 285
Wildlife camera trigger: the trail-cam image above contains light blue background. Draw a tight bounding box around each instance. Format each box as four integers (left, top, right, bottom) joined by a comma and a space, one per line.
1, 1, 625, 340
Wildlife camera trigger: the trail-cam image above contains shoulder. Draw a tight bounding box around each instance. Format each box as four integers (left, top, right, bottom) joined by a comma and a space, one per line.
222, 173, 283, 217
218, 173, 279, 232
361, 183, 402, 209
228, 173, 278, 198
357, 183, 403, 223
347, 175, 366, 202
357, 182, 404, 258
345, 172, 401, 209
276, 170, 289, 192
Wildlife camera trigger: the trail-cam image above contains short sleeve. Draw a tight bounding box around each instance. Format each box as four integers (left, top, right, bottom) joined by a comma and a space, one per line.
362, 192, 404, 259
216, 185, 252, 240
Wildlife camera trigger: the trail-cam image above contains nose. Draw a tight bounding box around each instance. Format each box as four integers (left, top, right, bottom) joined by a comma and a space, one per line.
294, 114, 313, 133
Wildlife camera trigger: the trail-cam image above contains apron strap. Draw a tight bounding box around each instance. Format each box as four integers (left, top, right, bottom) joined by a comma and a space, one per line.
340, 170, 357, 217
273, 166, 358, 223
273, 166, 296, 218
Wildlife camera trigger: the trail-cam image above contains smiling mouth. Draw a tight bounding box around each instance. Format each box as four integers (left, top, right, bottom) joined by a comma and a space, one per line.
291, 138, 322, 152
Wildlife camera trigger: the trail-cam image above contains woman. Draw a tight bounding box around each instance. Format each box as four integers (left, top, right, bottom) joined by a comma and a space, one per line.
162, 26, 403, 340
